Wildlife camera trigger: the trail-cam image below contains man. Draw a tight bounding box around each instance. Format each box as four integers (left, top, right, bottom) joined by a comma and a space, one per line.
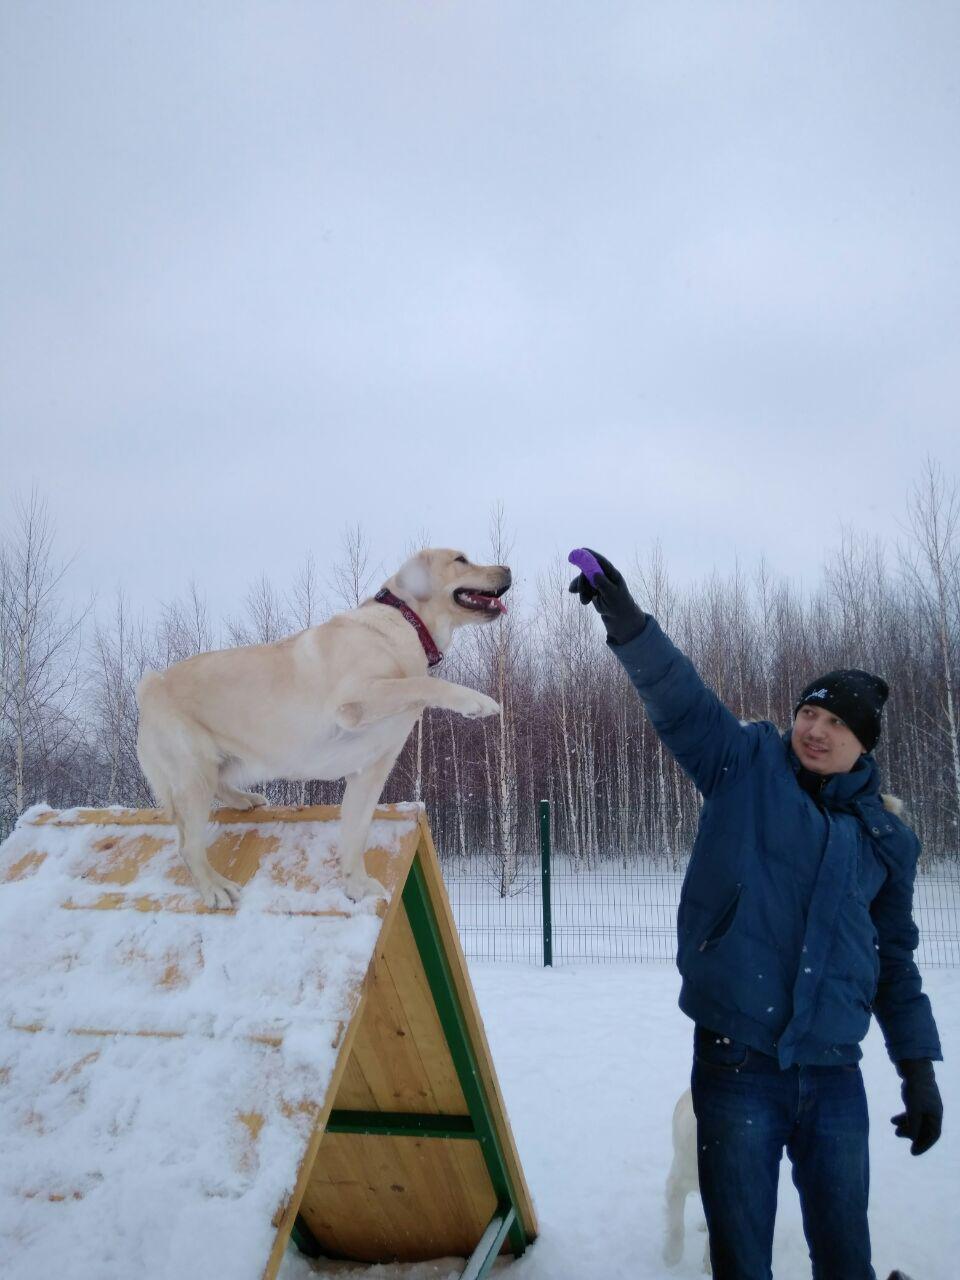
570, 551, 943, 1280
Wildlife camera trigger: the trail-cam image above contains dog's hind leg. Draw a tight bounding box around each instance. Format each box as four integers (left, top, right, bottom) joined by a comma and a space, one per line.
136, 722, 174, 819
171, 774, 241, 910
663, 1165, 687, 1267
337, 749, 402, 902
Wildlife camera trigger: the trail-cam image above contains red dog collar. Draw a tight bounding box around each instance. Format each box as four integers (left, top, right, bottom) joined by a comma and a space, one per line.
374, 588, 443, 667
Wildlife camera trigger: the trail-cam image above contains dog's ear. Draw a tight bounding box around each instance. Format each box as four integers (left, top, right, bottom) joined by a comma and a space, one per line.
395, 554, 433, 602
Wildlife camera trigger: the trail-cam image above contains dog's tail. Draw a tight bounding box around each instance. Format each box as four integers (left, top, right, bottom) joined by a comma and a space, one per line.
136, 670, 176, 817
135, 668, 163, 710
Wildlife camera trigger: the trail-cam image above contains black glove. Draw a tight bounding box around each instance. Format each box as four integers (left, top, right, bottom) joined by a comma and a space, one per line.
568, 549, 647, 647
891, 1058, 943, 1155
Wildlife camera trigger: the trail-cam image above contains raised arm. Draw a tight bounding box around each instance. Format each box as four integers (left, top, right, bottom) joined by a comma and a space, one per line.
569, 549, 756, 795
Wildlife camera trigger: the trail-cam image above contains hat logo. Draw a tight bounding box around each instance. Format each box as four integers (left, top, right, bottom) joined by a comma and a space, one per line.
806, 688, 829, 700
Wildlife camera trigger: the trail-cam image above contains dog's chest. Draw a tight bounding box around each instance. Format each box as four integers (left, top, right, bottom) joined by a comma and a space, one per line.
295, 714, 415, 780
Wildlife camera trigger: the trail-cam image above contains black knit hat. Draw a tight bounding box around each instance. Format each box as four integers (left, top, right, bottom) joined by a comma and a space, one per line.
793, 669, 890, 753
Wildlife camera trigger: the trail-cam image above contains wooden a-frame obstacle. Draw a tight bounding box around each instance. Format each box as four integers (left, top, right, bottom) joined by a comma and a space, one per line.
0, 804, 537, 1280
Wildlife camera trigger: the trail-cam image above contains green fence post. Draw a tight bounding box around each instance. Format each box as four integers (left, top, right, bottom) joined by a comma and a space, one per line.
539, 800, 553, 967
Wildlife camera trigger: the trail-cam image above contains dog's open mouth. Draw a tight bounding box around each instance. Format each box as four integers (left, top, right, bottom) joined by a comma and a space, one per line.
454, 586, 509, 614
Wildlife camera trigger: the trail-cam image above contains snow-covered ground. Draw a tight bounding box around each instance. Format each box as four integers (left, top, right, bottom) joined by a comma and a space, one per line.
281, 964, 959, 1280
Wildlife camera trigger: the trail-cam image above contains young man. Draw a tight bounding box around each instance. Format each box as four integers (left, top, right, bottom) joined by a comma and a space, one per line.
570, 551, 943, 1280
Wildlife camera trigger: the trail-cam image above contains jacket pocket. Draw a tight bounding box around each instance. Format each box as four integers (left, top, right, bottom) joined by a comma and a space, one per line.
698, 884, 743, 952
694, 1025, 750, 1069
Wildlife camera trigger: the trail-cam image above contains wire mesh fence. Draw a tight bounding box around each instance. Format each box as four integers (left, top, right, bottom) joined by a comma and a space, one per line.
440, 847, 960, 969
914, 869, 960, 968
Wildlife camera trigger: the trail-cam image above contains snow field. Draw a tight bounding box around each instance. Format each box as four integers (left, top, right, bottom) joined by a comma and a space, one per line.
282, 964, 959, 1280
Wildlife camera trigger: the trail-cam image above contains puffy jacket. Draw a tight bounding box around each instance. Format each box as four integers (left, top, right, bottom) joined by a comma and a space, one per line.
612, 617, 942, 1069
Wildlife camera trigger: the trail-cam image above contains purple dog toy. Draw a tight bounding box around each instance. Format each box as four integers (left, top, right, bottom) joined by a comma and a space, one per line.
568, 548, 604, 585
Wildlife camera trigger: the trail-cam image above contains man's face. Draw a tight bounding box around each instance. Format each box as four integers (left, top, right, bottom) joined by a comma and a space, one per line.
791, 703, 865, 775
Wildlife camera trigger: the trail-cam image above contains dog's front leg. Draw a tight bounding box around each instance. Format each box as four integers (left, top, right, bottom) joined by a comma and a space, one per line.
338, 749, 402, 902
336, 677, 499, 730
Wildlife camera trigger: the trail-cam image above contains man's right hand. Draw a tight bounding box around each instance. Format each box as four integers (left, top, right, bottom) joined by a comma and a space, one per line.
568, 549, 647, 646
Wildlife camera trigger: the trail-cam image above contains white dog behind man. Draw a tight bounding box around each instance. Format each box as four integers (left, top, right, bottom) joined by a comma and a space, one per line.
663, 1087, 711, 1273
136, 547, 510, 908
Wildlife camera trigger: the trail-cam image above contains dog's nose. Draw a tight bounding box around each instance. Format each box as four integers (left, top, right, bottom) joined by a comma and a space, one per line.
499, 566, 512, 587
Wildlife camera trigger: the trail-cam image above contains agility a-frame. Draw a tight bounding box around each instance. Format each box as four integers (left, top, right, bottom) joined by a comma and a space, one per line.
0, 804, 537, 1280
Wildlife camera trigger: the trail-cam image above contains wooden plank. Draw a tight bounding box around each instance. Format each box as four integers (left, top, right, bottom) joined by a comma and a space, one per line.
388, 1132, 494, 1258
59, 894, 366, 919
413, 813, 539, 1241
321, 1053, 379, 1111
25, 805, 418, 828
0, 850, 47, 882
342, 929, 467, 1115
298, 1133, 496, 1263
447, 1130, 510, 1243
381, 905, 468, 1113
298, 1133, 402, 1259
339, 968, 427, 1112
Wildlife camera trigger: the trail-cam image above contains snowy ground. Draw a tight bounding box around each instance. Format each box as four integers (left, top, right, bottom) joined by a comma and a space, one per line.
280, 964, 959, 1280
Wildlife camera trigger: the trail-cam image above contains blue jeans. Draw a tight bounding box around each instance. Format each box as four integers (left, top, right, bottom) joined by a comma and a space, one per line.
691, 1025, 875, 1280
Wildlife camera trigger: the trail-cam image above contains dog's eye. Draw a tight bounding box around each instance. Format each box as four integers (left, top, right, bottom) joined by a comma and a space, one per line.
454, 555, 468, 564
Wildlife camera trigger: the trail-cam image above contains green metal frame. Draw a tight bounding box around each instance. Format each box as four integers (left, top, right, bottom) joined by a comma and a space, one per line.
326, 1110, 476, 1139
291, 849, 530, 1280
539, 799, 553, 967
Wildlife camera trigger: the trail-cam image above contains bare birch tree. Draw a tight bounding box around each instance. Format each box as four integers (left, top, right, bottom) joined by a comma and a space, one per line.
902, 460, 960, 839
0, 492, 84, 828
330, 523, 378, 609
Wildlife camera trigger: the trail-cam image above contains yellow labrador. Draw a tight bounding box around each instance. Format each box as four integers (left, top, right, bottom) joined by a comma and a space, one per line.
136, 549, 510, 907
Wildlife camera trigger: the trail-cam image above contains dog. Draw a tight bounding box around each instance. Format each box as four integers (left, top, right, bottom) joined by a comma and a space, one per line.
136, 548, 510, 907
664, 1087, 711, 1272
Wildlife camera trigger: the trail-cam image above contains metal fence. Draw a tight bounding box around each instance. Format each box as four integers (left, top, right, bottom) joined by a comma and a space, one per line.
439, 808, 960, 969
444, 853, 683, 964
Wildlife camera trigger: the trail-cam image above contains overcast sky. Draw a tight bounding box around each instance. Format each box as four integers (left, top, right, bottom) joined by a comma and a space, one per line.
2, 2, 959, 623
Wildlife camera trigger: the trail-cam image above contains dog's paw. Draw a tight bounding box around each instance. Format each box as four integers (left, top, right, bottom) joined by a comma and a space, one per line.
198, 871, 242, 910
335, 701, 364, 730
343, 871, 386, 904
662, 1237, 683, 1268
456, 691, 501, 719
223, 790, 267, 811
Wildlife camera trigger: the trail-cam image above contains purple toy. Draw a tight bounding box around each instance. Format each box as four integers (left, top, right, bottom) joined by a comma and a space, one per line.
568, 548, 604, 585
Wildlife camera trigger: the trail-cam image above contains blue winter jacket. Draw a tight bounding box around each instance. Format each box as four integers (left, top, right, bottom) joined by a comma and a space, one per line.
611, 617, 942, 1069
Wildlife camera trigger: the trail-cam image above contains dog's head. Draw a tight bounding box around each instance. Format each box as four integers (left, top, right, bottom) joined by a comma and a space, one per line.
387, 548, 511, 629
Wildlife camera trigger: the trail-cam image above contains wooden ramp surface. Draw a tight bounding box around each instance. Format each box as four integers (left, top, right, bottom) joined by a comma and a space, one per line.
0, 805, 536, 1280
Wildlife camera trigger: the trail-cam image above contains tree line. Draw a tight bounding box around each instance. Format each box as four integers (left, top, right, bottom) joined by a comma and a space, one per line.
2, 464, 958, 881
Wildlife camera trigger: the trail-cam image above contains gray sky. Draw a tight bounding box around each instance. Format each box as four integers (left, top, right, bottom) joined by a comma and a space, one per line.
3, 1, 959, 622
